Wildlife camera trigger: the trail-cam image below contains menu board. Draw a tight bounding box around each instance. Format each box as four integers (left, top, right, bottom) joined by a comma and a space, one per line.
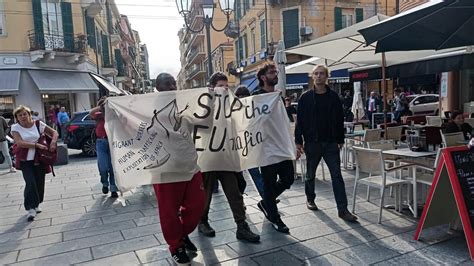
372, 112, 393, 128
451, 150, 474, 229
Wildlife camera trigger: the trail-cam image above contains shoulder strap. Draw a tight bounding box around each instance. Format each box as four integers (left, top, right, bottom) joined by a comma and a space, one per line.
35, 120, 41, 134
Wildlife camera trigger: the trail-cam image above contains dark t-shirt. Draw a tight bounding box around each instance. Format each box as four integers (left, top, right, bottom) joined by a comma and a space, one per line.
286, 106, 297, 122
314, 91, 333, 142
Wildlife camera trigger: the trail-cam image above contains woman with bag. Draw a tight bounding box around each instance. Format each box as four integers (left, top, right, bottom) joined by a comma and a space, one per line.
11, 105, 58, 221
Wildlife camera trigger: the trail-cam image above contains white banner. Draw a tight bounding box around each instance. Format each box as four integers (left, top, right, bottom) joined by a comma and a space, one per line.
105, 87, 296, 191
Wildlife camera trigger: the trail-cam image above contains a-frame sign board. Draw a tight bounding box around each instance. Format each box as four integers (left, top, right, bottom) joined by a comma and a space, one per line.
414, 146, 474, 261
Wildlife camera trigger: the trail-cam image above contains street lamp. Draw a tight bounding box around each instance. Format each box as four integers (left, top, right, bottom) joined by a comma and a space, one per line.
176, 0, 234, 78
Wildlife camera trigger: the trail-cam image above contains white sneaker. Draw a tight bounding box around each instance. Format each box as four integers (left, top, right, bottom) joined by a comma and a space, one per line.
9, 167, 16, 173
27, 209, 36, 221
35, 207, 42, 214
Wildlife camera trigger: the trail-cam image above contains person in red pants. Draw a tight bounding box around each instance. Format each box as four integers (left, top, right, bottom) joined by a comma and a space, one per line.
152, 73, 205, 265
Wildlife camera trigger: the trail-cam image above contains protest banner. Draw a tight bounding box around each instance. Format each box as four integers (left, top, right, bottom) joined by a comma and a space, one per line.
105, 87, 295, 191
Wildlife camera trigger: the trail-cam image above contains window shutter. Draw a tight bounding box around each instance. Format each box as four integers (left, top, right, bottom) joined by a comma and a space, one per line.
260, 19, 266, 49
238, 36, 244, 63
61, 2, 74, 52
334, 7, 342, 31
235, 0, 241, 19
85, 15, 96, 50
102, 34, 110, 66
282, 9, 299, 48
115, 49, 124, 75
356, 8, 363, 23
32, 0, 44, 49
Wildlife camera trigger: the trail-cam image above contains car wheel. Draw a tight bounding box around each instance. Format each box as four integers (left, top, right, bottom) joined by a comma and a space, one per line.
82, 138, 97, 157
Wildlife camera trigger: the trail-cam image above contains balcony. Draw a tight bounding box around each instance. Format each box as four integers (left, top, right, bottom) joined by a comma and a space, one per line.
186, 33, 204, 54
102, 63, 118, 77
81, 0, 105, 17
28, 31, 87, 63
186, 47, 205, 65
186, 64, 206, 80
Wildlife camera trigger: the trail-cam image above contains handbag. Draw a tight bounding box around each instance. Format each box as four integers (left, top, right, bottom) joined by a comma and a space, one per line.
35, 120, 57, 166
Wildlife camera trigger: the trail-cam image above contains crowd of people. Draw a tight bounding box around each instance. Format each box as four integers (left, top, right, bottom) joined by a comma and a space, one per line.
6, 62, 474, 265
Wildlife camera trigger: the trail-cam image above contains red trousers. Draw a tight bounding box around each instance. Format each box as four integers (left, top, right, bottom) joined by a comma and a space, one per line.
153, 172, 205, 253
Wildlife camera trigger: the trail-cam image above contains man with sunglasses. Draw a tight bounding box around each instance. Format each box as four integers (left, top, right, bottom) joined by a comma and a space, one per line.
252, 62, 295, 234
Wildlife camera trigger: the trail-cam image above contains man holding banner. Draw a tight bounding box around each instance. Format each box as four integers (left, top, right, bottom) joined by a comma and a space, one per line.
295, 65, 357, 222
252, 62, 295, 233
198, 72, 260, 243
151, 73, 205, 265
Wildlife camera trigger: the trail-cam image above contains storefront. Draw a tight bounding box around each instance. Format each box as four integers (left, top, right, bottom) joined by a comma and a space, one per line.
286, 73, 309, 101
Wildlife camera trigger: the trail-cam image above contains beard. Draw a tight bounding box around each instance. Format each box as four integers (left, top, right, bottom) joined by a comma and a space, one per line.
268, 77, 278, 86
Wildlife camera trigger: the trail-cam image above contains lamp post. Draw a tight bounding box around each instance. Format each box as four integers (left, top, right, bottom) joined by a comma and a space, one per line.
176, 0, 234, 78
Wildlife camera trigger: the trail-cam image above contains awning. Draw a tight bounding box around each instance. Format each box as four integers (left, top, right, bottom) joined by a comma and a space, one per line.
0, 70, 21, 95
91, 74, 128, 95
28, 70, 99, 93
240, 77, 259, 92
287, 73, 308, 86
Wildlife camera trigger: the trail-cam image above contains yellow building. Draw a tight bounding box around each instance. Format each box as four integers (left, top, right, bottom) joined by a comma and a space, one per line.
0, 0, 139, 120
177, 0, 235, 89
233, 0, 397, 91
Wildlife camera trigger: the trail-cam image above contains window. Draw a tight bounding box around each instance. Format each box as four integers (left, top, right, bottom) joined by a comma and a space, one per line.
41, 0, 63, 35
251, 27, 256, 55
342, 14, 353, 29
0, 0, 5, 36
259, 16, 266, 49
243, 33, 248, 59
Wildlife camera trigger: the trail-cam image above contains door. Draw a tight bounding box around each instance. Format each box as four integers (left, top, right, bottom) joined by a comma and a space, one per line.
282, 9, 299, 48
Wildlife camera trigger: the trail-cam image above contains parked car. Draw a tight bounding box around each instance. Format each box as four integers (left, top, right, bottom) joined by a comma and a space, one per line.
64, 111, 97, 157
409, 94, 439, 115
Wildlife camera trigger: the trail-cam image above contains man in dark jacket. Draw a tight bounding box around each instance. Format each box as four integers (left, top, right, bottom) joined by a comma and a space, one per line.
295, 65, 357, 222
252, 62, 295, 234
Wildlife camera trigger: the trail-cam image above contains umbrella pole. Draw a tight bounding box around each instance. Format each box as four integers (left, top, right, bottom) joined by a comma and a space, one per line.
382, 52, 388, 139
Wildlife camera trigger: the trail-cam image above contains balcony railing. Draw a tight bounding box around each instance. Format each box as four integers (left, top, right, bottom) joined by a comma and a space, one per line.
28, 31, 87, 54
186, 47, 204, 63
186, 65, 203, 79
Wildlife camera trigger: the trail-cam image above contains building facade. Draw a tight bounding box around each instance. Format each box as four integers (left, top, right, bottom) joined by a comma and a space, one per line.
232, 0, 397, 91
0, 0, 145, 121
177, 0, 235, 89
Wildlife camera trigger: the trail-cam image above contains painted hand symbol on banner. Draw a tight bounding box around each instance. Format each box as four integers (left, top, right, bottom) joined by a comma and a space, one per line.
146, 99, 190, 138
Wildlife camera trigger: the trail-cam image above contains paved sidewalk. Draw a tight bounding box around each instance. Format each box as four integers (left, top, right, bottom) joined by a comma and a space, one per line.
0, 151, 472, 265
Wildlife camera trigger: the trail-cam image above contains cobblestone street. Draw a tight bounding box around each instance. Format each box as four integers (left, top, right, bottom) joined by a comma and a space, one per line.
0, 151, 472, 265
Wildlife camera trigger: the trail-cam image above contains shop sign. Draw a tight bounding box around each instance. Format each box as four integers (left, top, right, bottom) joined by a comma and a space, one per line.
3, 57, 17, 65
286, 85, 304, 90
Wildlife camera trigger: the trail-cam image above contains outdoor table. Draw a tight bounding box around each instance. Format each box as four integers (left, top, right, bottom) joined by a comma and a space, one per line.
382, 148, 437, 218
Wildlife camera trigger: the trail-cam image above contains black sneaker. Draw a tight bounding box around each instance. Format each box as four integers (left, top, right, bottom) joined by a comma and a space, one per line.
198, 222, 216, 237
111, 192, 119, 198
171, 247, 190, 265
271, 218, 290, 234
306, 201, 319, 211
257, 200, 270, 220
102, 186, 109, 194
236, 222, 260, 243
183, 235, 197, 252
338, 210, 358, 222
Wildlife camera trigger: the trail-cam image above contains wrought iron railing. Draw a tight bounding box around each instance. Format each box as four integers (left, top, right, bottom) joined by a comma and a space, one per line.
28, 31, 87, 54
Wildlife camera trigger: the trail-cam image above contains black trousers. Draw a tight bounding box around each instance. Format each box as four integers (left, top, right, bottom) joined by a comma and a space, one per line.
20, 161, 46, 211
260, 160, 294, 221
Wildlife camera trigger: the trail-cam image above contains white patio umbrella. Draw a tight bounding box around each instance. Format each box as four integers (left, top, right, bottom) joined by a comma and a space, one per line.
285, 57, 360, 75
273, 40, 287, 96
351, 81, 365, 121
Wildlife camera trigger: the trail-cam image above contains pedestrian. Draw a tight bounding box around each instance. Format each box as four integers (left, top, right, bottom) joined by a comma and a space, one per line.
57, 106, 70, 140
31, 111, 40, 121
48, 105, 57, 129
0, 114, 16, 173
295, 65, 358, 222
90, 97, 118, 198
198, 72, 260, 243
252, 62, 295, 233
152, 72, 206, 265
10, 105, 58, 221
343, 90, 353, 122
393, 89, 407, 123
366, 91, 381, 128
284, 97, 297, 122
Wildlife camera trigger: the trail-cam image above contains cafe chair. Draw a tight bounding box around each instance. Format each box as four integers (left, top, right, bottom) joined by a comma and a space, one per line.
362, 129, 382, 146
386, 126, 403, 144
426, 116, 442, 127
440, 131, 465, 147
352, 146, 414, 224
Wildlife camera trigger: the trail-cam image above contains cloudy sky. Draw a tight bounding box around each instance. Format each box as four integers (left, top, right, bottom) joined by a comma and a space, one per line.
115, 0, 184, 79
